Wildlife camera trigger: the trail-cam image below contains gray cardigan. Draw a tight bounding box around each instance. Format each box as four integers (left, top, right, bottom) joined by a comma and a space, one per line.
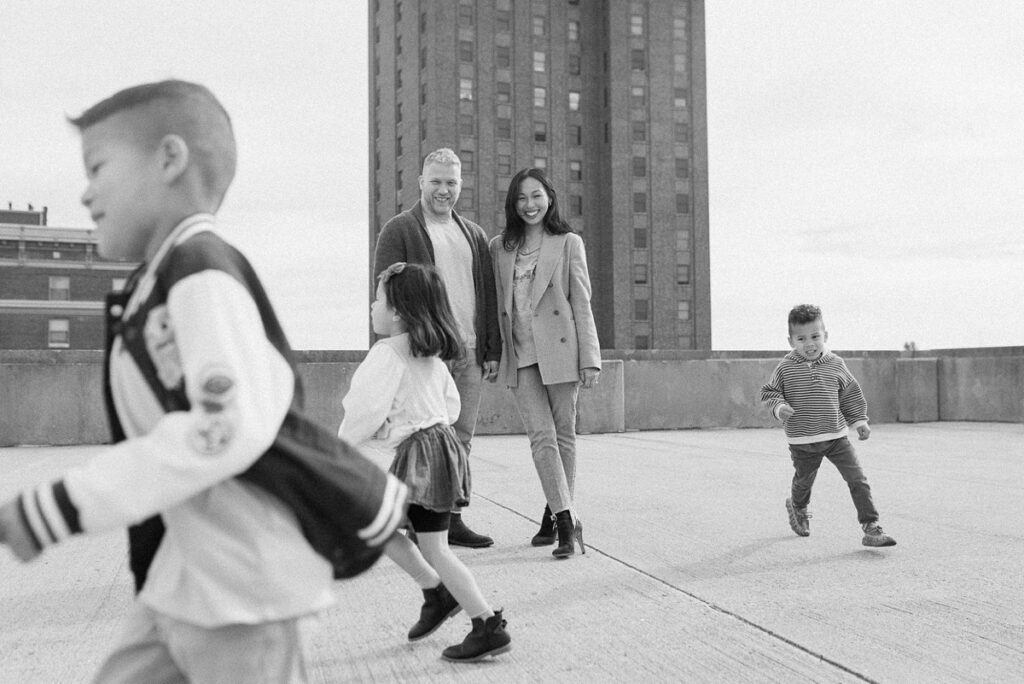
373, 201, 501, 366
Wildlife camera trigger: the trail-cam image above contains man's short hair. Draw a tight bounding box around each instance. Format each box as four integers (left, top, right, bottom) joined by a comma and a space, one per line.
69, 80, 237, 207
422, 148, 461, 171
788, 304, 823, 333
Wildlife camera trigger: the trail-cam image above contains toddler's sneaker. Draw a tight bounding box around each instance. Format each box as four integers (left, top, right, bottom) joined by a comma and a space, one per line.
862, 522, 896, 547
785, 498, 810, 537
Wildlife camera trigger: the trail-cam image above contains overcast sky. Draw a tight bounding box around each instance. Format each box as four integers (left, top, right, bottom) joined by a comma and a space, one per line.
3, 1, 1022, 351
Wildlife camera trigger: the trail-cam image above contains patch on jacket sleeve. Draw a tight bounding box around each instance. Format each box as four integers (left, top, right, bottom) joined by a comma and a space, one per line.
144, 305, 184, 390
189, 365, 237, 455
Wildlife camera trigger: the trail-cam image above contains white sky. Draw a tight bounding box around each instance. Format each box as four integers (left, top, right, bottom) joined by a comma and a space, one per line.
2, 1, 1022, 351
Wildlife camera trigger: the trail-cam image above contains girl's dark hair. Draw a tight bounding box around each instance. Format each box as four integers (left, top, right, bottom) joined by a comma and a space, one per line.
501, 168, 573, 251
380, 263, 465, 360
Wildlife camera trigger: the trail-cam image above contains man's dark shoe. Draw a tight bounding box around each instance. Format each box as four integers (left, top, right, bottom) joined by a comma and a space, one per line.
448, 513, 493, 548
408, 583, 461, 641
441, 610, 511, 662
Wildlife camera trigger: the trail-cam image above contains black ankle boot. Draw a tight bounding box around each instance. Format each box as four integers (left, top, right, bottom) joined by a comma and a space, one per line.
448, 513, 494, 548
441, 609, 512, 662
408, 583, 461, 641
552, 510, 585, 559
531, 505, 556, 546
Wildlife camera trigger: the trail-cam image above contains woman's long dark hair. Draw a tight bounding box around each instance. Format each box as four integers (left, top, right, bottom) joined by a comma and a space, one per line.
380, 263, 465, 360
501, 167, 573, 251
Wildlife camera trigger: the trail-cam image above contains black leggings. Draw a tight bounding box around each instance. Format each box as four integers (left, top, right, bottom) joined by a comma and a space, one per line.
406, 504, 451, 533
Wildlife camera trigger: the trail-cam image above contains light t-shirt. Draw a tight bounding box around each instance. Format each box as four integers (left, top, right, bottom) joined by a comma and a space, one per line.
424, 215, 477, 349
512, 247, 539, 368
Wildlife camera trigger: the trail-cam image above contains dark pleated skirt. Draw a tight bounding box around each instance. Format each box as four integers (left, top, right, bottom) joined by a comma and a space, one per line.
390, 423, 471, 512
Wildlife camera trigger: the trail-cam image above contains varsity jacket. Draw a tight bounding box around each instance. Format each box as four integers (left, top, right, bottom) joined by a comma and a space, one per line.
760, 350, 869, 445
14, 215, 406, 627
373, 201, 500, 367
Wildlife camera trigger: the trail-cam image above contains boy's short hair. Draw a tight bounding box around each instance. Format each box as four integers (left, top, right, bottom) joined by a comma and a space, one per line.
69, 80, 237, 208
788, 304, 823, 333
421, 148, 461, 170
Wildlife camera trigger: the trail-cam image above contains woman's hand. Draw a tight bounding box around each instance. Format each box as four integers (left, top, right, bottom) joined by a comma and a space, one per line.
580, 367, 600, 389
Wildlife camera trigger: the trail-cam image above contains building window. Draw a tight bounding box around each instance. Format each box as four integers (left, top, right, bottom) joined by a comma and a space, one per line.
461, 187, 475, 205
420, 10, 427, 33
395, 1, 402, 22
461, 150, 474, 172
496, 46, 511, 68
421, 88, 427, 105
570, 195, 583, 216
48, 319, 69, 348
498, 153, 512, 175
632, 121, 646, 141
533, 16, 545, 36
635, 335, 649, 350
395, 69, 403, 89
49, 276, 70, 300
568, 54, 580, 75
568, 91, 580, 111
112, 277, 127, 291
396, 169, 403, 190
632, 156, 646, 177
568, 20, 579, 41
569, 124, 582, 146
677, 264, 691, 285
396, 102, 403, 123
534, 86, 546, 108
634, 228, 647, 249
631, 85, 645, 109
497, 118, 511, 139
534, 121, 547, 142
373, 25, 380, 44
460, 114, 475, 135
497, 103, 512, 119
534, 157, 547, 169
496, 10, 511, 32
676, 193, 690, 214
674, 16, 687, 40
630, 14, 643, 36
460, 78, 474, 101
458, 4, 473, 27
675, 158, 690, 179
631, 49, 645, 71
396, 35, 403, 54
674, 87, 688, 108
675, 122, 690, 142
533, 51, 546, 72
495, 81, 511, 103
634, 299, 649, 321
677, 300, 691, 320
633, 192, 647, 213
677, 229, 690, 251
633, 264, 648, 284
674, 53, 687, 73
396, 136, 403, 157
569, 160, 582, 180
420, 118, 427, 139
420, 46, 427, 70
460, 40, 473, 62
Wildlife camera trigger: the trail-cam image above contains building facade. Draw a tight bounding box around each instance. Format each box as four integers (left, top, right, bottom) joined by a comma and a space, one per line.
369, 0, 710, 350
0, 207, 137, 350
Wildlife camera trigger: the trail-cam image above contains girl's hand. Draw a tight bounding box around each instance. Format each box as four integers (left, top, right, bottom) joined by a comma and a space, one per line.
580, 367, 600, 389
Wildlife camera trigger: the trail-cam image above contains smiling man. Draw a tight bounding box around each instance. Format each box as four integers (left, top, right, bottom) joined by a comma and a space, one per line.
372, 148, 500, 548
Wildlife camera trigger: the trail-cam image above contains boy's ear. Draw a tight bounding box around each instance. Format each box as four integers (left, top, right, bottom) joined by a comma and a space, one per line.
156, 134, 190, 183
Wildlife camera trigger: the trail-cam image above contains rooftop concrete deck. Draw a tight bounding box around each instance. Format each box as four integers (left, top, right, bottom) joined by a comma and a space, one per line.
1, 422, 1021, 683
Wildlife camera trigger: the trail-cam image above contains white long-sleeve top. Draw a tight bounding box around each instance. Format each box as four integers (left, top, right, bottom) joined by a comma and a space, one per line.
339, 334, 460, 450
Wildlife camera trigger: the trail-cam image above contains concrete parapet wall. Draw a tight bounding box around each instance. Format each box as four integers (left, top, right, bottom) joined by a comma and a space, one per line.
1, 348, 1020, 446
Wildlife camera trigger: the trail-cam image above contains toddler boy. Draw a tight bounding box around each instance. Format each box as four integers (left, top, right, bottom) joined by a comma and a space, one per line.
0, 80, 407, 683
760, 304, 896, 548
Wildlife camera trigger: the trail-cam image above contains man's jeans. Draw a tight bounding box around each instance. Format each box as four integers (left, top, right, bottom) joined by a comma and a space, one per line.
447, 352, 483, 513
789, 437, 878, 525
510, 364, 579, 515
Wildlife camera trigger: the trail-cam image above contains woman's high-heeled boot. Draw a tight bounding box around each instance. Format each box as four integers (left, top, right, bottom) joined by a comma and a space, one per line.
552, 510, 585, 559
531, 505, 556, 546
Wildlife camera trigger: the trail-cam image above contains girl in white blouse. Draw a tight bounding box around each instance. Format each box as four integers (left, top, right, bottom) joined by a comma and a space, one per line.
338, 262, 510, 662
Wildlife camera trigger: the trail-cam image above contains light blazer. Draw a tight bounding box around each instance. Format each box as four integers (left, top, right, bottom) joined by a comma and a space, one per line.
489, 231, 601, 388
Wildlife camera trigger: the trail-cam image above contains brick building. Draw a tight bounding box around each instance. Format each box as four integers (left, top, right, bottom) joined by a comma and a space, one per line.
369, 0, 710, 350
0, 207, 137, 350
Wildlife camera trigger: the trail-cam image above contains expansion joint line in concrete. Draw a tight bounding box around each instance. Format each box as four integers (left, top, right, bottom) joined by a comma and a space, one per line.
479, 495, 879, 684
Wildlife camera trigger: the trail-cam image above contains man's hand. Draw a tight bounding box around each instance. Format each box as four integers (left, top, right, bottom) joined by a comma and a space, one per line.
482, 360, 499, 383
580, 367, 600, 390
856, 424, 871, 441
0, 499, 42, 562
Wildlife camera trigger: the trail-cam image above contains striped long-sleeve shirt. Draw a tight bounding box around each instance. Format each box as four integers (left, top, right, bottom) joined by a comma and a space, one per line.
760, 350, 869, 444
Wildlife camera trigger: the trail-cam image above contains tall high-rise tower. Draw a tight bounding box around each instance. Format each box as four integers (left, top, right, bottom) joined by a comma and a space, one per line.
369, 0, 710, 350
